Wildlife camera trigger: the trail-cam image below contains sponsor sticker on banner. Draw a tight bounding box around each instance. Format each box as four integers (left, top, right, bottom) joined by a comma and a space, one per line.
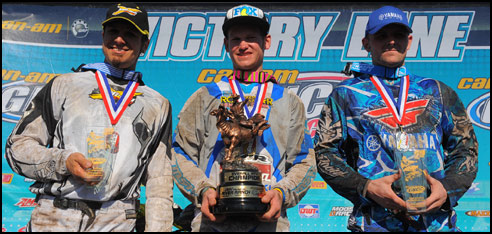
299, 204, 320, 218
2, 173, 14, 184
14, 198, 38, 208
310, 181, 327, 189
465, 210, 490, 217
329, 206, 353, 216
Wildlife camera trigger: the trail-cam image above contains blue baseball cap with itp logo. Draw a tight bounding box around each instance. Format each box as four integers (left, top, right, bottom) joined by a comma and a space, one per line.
365, 6, 412, 35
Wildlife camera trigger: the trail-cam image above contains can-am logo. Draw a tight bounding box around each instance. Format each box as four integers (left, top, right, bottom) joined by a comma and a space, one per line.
467, 92, 490, 130
2, 81, 45, 123
283, 72, 350, 138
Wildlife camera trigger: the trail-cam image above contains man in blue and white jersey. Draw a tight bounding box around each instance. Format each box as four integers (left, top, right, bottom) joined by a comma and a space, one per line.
172, 4, 316, 232
314, 5, 478, 232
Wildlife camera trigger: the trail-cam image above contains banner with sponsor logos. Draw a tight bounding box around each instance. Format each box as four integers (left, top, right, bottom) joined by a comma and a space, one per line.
2, 2, 489, 232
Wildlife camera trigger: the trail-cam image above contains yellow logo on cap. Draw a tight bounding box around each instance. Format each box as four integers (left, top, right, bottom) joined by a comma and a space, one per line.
240, 8, 248, 16
113, 5, 142, 16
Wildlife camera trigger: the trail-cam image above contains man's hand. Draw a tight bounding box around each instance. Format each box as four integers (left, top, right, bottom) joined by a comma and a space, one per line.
366, 170, 407, 212
407, 171, 448, 215
258, 189, 282, 222
200, 188, 225, 222
66, 152, 100, 186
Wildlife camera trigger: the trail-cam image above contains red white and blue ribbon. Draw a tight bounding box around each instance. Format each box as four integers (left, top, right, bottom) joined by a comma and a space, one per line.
95, 70, 139, 125
228, 79, 268, 119
231, 70, 275, 83
370, 75, 410, 125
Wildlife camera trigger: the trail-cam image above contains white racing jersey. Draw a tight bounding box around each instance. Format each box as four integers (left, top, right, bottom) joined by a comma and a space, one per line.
5, 65, 174, 230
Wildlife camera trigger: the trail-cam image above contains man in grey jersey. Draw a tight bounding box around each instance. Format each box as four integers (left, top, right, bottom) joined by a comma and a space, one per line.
172, 4, 316, 232
5, 3, 174, 231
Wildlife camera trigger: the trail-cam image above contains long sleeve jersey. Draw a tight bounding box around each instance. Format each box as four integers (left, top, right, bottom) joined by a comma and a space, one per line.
5, 66, 174, 231
314, 63, 478, 232
172, 76, 316, 231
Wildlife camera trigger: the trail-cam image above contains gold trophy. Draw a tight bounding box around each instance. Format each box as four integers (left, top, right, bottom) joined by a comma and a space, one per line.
210, 94, 270, 215
394, 132, 428, 212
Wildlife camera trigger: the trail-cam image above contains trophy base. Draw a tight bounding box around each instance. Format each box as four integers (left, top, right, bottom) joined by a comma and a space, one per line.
213, 197, 268, 215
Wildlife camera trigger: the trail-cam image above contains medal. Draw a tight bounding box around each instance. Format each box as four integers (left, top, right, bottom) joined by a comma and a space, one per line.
228, 79, 268, 119
95, 70, 139, 125
396, 131, 410, 151
370, 75, 410, 125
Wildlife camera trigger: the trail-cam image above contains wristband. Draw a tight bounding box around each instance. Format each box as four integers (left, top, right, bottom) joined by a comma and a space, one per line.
198, 186, 215, 204
273, 187, 285, 203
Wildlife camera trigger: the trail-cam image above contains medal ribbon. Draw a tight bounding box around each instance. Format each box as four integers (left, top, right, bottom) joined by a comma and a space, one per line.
230, 70, 277, 84
82, 62, 141, 81
95, 71, 139, 125
228, 79, 268, 119
370, 75, 410, 125
349, 62, 408, 78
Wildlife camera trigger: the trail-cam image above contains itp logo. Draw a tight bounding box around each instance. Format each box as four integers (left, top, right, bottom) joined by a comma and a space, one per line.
467, 92, 490, 130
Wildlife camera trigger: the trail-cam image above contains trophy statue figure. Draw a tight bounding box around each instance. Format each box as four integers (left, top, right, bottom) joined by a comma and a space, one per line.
209, 94, 270, 215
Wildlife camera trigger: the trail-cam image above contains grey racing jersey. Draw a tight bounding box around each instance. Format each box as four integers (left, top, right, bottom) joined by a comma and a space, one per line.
5, 69, 174, 231
172, 77, 316, 231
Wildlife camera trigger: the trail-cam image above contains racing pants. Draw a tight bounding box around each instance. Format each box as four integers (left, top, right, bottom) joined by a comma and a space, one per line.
27, 195, 138, 232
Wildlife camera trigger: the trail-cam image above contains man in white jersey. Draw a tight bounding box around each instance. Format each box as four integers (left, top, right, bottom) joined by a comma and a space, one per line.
5, 3, 174, 231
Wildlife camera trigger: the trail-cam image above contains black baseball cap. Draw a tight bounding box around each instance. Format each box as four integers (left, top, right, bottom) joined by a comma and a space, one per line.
222, 4, 270, 37
102, 3, 149, 38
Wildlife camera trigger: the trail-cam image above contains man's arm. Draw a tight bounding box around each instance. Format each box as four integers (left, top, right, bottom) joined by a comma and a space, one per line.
314, 95, 370, 203
145, 100, 174, 231
271, 94, 317, 209
438, 82, 478, 208
171, 88, 217, 205
5, 76, 74, 182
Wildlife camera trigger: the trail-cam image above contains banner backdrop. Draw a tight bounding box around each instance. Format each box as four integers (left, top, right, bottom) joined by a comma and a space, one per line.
2, 2, 489, 232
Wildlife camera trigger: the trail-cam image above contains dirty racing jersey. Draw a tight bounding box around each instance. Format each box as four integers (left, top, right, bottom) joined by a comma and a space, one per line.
172, 76, 316, 231
314, 63, 478, 231
5, 64, 174, 230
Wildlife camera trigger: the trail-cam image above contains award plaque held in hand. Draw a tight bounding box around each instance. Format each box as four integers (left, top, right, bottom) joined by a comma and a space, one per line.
86, 127, 119, 192
210, 94, 270, 215
395, 133, 428, 213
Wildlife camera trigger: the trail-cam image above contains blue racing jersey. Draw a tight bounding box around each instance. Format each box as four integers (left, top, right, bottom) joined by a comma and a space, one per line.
314, 63, 478, 232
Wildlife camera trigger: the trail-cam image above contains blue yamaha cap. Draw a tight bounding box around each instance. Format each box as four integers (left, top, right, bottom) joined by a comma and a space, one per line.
365, 6, 412, 35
